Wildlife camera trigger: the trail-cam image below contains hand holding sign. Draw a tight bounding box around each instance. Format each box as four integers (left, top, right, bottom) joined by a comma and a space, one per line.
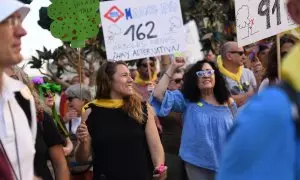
48, 0, 100, 48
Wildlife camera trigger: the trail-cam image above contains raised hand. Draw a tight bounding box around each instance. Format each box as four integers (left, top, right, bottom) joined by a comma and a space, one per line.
76, 122, 90, 143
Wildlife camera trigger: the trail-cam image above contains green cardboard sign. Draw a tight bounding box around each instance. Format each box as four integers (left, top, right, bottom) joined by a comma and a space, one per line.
48, 0, 100, 48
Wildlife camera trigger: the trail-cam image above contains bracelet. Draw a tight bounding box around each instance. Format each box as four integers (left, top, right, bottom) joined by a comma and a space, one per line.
153, 164, 167, 175
164, 72, 172, 79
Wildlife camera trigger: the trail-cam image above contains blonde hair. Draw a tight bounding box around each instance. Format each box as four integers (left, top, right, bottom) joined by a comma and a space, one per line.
9, 66, 52, 114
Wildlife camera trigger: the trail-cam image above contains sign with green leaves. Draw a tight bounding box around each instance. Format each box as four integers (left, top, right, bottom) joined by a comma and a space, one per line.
48, 0, 100, 48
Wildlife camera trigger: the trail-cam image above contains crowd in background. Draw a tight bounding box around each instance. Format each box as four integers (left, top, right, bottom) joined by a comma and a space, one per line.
1, 0, 300, 180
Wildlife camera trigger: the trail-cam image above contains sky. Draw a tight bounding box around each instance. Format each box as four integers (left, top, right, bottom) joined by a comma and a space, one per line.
20, 0, 62, 76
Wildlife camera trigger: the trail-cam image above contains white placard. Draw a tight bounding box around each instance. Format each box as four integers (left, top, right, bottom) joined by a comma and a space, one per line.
100, 0, 186, 61
235, 0, 298, 47
183, 20, 204, 64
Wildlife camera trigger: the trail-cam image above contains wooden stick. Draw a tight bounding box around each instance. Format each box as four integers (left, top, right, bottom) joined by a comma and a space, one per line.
147, 58, 152, 82
78, 48, 82, 100
276, 34, 281, 80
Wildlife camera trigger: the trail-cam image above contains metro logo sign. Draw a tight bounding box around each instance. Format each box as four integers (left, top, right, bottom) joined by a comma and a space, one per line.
104, 6, 124, 23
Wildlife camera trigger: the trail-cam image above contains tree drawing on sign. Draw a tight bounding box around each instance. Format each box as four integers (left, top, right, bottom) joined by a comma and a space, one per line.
169, 16, 182, 33
236, 5, 259, 40
48, 0, 100, 48
107, 24, 122, 44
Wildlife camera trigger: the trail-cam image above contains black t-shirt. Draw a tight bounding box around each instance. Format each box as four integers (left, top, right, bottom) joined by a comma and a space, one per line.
86, 104, 153, 180
34, 112, 65, 180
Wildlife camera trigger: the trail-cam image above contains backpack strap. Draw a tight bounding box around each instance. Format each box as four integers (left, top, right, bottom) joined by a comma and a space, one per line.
14, 92, 32, 128
278, 82, 300, 138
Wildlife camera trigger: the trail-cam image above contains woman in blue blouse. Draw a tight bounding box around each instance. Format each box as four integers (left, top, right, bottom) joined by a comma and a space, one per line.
151, 59, 236, 180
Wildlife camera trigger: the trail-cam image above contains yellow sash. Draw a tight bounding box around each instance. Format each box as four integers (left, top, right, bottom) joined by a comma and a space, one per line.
82, 99, 124, 112
134, 72, 158, 86
217, 56, 244, 89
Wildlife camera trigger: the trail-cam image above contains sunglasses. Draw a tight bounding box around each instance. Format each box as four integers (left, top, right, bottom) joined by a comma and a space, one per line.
173, 78, 183, 84
141, 63, 155, 68
196, 70, 215, 77
44, 92, 55, 98
229, 51, 245, 56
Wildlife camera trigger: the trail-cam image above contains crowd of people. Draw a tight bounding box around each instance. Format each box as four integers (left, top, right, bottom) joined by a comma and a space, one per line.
1, 0, 300, 180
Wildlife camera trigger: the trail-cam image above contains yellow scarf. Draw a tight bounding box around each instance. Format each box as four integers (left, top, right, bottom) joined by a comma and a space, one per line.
217, 56, 244, 89
282, 43, 300, 91
82, 99, 124, 112
134, 72, 158, 86
217, 56, 243, 82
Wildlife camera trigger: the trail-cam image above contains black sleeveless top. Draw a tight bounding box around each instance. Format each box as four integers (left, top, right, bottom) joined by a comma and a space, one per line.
86, 104, 153, 180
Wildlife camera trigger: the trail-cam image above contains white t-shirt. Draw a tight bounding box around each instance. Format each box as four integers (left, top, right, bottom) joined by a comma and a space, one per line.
224, 68, 257, 95
0, 74, 36, 180
66, 117, 81, 134
258, 78, 280, 93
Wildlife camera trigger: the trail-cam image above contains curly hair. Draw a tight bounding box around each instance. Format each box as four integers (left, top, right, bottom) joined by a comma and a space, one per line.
95, 61, 145, 123
181, 60, 231, 104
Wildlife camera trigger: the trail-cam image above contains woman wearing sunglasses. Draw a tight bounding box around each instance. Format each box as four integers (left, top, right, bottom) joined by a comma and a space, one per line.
36, 82, 74, 157
151, 59, 236, 180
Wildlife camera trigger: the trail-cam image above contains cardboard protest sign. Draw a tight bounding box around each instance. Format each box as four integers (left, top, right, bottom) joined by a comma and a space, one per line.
48, 0, 100, 48
100, 0, 186, 61
183, 21, 204, 64
235, 0, 298, 47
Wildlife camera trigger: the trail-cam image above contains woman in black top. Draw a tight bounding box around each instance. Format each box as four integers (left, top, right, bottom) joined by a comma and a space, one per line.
35, 110, 69, 180
75, 61, 166, 180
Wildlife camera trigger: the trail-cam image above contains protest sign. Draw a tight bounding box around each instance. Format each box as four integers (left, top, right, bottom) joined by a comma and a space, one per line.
235, 0, 298, 47
48, 0, 100, 48
100, 0, 186, 61
183, 20, 204, 64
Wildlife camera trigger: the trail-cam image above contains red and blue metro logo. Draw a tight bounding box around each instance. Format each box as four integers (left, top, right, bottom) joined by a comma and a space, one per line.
104, 5, 125, 23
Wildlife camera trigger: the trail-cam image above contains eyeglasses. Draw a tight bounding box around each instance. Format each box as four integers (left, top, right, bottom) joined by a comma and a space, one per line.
44, 92, 55, 98
1, 16, 22, 27
229, 51, 245, 56
141, 63, 155, 68
173, 78, 183, 84
196, 70, 215, 77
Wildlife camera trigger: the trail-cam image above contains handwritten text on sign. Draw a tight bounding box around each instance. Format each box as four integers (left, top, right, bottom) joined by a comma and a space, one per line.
100, 0, 185, 61
235, 0, 298, 47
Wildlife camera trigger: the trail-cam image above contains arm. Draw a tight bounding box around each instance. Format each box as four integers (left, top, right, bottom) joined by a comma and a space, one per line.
232, 94, 249, 107
153, 57, 185, 102
232, 88, 255, 107
249, 69, 258, 92
75, 109, 92, 163
49, 145, 70, 180
145, 104, 165, 168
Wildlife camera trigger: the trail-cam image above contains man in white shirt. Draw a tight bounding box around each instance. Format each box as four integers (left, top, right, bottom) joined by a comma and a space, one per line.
0, 1, 37, 180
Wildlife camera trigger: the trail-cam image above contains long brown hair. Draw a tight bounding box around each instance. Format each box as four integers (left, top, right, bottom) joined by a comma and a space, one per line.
95, 61, 145, 123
